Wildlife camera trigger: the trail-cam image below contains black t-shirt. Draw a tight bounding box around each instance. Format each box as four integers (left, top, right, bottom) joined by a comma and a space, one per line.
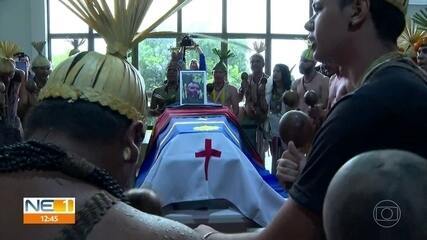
289, 63, 427, 215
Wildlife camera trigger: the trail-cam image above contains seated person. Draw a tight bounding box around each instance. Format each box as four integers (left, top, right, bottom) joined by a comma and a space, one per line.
125, 188, 162, 216
324, 150, 427, 240
0, 1, 201, 239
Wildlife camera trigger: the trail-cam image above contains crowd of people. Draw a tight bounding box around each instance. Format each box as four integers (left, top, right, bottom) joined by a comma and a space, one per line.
1, 0, 427, 239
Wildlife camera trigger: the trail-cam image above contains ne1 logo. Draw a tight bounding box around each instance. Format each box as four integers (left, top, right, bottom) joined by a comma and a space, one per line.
23, 198, 75, 224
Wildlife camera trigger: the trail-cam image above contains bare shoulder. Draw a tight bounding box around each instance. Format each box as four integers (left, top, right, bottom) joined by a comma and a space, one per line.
89, 202, 201, 240
227, 84, 238, 93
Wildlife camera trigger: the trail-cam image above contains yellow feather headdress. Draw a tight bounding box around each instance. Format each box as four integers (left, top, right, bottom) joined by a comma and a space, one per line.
0, 41, 20, 75
212, 48, 234, 72
39, 0, 192, 122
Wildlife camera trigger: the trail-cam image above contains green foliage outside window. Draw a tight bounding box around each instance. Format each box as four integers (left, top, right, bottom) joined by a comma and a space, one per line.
138, 38, 255, 93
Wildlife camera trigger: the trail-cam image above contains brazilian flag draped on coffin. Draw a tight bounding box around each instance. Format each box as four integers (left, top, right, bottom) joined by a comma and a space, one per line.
136, 105, 287, 226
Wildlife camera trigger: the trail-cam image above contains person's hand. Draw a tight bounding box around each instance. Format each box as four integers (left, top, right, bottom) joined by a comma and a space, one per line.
276, 141, 306, 190
194, 224, 221, 240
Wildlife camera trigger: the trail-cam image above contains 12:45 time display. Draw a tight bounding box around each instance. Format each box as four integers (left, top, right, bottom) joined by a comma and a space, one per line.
40, 215, 59, 223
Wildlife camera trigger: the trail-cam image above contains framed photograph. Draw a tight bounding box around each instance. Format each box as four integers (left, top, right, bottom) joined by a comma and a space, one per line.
179, 70, 207, 105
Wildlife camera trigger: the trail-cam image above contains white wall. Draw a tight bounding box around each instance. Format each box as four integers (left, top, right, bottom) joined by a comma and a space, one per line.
0, 0, 47, 58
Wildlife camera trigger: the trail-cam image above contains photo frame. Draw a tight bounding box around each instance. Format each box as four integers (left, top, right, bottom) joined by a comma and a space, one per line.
179, 70, 207, 105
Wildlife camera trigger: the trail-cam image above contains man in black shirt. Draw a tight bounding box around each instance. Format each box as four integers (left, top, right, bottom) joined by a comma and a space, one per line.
195, 0, 427, 239
291, 60, 427, 214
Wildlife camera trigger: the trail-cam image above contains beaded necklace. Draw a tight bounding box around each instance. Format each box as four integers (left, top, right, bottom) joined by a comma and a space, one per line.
0, 141, 126, 200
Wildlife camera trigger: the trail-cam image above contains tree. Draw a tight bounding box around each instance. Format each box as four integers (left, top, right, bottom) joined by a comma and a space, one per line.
138, 38, 176, 92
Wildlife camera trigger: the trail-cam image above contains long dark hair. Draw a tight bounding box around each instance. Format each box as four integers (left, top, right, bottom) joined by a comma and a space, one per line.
273, 64, 291, 93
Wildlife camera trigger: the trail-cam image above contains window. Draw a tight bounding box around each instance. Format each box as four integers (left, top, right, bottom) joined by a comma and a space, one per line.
49, 0, 87, 33
48, 0, 312, 91
51, 38, 88, 67
271, 0, 310, 34
94, 38, 107, 55
228, 39, 265, 87
182, 0, 222, 33
272, 39, 308, 79
227, 0, 266, 33
139, 0, 177, 32
138, 38, 176, 92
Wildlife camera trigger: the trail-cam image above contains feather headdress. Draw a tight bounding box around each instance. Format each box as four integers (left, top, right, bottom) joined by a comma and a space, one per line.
31, 41, 51, 68
398, 19, 426, 57
39, 0, 192, 121
0, 41, 19, 75
212, 48, 234, 72
253, 41, 266, 54
413, 8, 427, 32
68, 39, 86, 56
